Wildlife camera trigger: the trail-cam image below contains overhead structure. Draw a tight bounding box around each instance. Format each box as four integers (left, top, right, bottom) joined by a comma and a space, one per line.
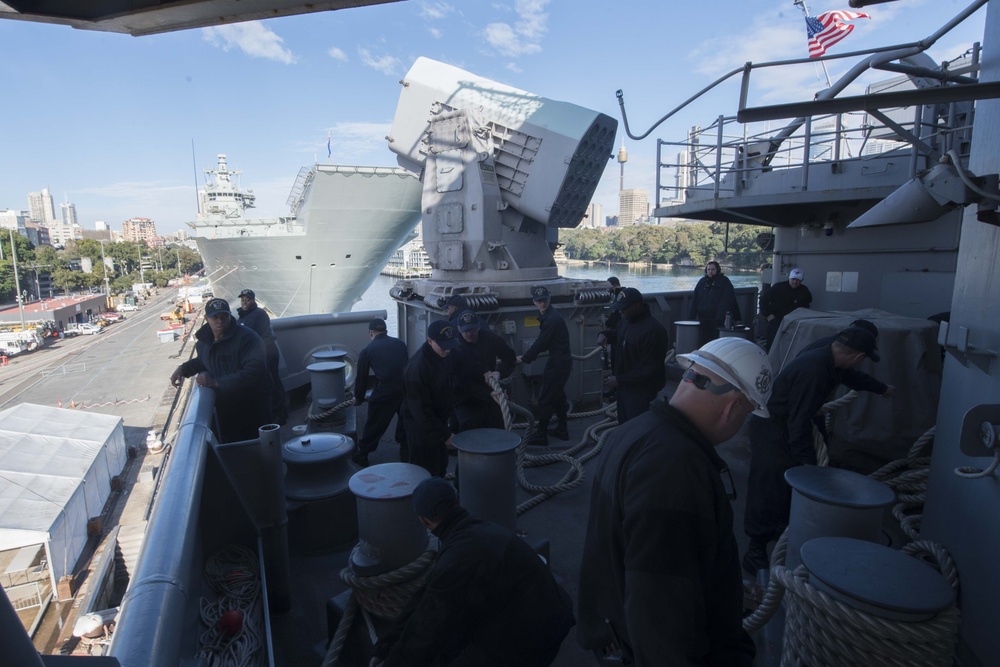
0, 0, 402, 36
0, 404, 126, 596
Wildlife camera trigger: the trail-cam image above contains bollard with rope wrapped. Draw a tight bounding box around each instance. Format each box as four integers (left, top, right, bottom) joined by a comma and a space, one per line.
741, 387, 963, 666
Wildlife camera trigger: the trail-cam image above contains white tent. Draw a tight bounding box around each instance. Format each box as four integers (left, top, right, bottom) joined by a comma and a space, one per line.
0, 404, 126, 595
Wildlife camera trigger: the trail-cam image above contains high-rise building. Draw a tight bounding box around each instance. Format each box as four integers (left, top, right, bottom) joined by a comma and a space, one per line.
61, 202, 78, 226
27, 188, 56, 224
95, 221, 109, 231
584, 202, 604, 228
122, 217, 158, 244
618, 189, 648, 226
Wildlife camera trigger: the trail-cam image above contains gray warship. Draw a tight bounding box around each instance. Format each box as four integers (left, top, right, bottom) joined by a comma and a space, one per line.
0, 1, 999, 666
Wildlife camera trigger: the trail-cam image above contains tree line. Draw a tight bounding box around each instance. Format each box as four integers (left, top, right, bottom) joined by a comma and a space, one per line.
0, 235, 203, 302
560, 222, 771, 270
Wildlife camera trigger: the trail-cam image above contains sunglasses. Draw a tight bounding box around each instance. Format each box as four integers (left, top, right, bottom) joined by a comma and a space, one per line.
682, 368, 738, 395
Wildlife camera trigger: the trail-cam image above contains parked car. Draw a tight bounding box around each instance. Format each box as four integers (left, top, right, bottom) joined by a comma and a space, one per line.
100, 312, 124, 323
117, 303, 139, 312
77, 324, 105, 335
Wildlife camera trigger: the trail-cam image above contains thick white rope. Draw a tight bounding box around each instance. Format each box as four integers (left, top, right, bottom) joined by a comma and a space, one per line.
198, 545, 264, 667
322, 547, 438, 667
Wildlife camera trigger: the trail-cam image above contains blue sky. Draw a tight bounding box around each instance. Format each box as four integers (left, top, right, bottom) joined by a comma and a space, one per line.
0, 0, 986, 235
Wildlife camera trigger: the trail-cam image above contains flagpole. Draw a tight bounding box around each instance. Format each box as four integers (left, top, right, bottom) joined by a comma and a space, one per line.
794, 0, 833, 88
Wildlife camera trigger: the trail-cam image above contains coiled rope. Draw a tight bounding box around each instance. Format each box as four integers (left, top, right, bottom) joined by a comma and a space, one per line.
322, 547, 438, 667
198, 545, 264, 667
743, 398, 962, 663
774, 540, 960, 667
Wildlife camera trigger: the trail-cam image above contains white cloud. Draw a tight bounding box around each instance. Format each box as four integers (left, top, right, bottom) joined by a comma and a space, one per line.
358, 48, 401, 76
202, 22, 297, 65
483, 0, 549, 58
418, 1, 453, 20
429, 27, 443, 39
505, 62, 523, 74
328, 47, 348, 62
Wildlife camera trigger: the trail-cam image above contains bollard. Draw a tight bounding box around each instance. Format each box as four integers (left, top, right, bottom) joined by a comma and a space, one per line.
258, 424, 291, 614
784, 466, 894, 570
783, 537, 959, 666
674, 321, 700, 354
308, 361, 347, 427
348, 463, 430, 576
452, 428, 521, 529
312, 349, 348, 364
283, 431, 359, 553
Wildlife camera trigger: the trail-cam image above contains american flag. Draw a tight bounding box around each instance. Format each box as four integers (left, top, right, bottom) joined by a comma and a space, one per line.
805, 10, 870, 58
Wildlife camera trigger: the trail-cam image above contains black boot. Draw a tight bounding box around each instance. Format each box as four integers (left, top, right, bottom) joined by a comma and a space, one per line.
351, 450, 370, 468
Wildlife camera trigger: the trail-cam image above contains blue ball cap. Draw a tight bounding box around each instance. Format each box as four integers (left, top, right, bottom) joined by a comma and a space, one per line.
412, 477, 457, 518
456, 310, 480, 332
531, 285, 550, 301
204, 298, 231, 318
612, 287, 643, 311
427, 320, 460, 349
836, 327, 880, 362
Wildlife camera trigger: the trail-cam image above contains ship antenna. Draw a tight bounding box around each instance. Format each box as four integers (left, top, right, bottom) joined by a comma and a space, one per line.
191, 139, 201, 213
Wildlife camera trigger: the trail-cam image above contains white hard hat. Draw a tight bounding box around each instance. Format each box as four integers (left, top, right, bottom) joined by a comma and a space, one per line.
676, 338, 773, 417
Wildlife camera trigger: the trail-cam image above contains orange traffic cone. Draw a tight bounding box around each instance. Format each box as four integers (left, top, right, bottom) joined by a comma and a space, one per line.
58, 399, 62, 408
70, 400, 76, 408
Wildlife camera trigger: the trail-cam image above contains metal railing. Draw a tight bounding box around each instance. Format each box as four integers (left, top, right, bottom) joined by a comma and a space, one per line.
109, 385, 216, 667
656, 98, 975, 209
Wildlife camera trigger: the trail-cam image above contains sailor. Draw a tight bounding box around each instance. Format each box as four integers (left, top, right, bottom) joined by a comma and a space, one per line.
689, 260, 741, 345
578, 338, 770, 666
451, 310, 517, 431
352, 318, 410, 467
401, 320, 460, 477
760, 267, 812, 351
517, 286, 572, 446
169, 298, 272, 443
742, 326, 895, 572
236, 288, 287, 424
600, 287, 670, 423
445, 294, 469, 322
370, 477, 575, 667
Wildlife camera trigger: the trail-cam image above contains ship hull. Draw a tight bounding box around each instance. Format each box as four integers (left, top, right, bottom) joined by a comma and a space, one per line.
195, 166, 422, 317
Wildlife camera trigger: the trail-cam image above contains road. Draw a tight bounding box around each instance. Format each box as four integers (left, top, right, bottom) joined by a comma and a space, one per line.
0, 291, 194, 448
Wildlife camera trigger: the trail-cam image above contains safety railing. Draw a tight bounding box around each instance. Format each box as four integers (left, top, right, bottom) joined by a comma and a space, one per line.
656, 99, 975, 208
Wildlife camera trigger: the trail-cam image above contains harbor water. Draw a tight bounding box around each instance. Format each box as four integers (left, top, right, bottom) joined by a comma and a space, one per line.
353, 264, 762, 335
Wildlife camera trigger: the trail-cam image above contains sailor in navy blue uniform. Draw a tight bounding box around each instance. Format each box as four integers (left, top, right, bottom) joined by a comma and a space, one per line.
689, 261, 740, 345
352, 318, 410, 467
372, 478, 574, 667
600, 287, 670, 423
742, 327, 894, 572
170, 298, 272, 443
236, 288, 286, 423
401, 320, 460, 477
760, 267, 812, 351
517, 286, 572, 446
451, 310, 517, 431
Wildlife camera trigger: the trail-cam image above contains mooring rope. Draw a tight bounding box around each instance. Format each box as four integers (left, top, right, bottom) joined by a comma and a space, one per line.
742, 398, 961, 665
322, 547, 437, 667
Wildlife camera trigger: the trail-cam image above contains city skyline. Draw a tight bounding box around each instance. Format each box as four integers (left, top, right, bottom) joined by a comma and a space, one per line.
0, 1, 985, 234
